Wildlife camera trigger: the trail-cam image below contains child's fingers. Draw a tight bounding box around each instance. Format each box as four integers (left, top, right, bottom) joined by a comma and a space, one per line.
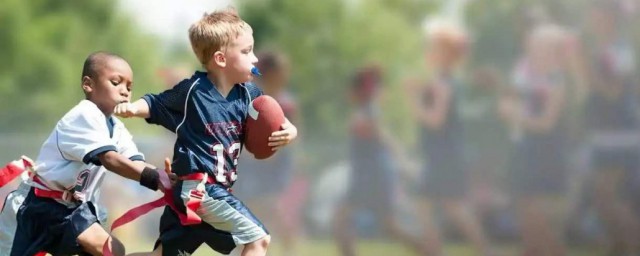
268, 141, 288, 147
269, 136, 290, 142
270, 130, 289, 138
164, 158, 172, 174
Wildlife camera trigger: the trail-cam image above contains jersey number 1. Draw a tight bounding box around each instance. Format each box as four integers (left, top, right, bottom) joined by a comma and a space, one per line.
211, 142, 241, 184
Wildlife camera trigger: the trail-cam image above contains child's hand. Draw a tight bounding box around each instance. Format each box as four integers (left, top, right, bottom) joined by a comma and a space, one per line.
114, 102, 138, 118
158, 158, 178, 192
268, 121, 297, 151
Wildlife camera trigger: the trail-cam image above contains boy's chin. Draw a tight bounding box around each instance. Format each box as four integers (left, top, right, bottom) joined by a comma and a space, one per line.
242, 74, 255, 83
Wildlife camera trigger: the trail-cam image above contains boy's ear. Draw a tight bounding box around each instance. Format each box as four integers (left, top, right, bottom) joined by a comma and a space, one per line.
213, 51, 226, 68
81, 76, 93, 93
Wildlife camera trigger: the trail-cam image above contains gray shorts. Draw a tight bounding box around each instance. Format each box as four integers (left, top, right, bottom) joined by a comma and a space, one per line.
0, 182, 30, 253
156, 180, 268, 255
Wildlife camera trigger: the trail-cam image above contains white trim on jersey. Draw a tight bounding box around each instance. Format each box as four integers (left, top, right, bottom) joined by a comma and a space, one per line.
241, 84, 252, 120
175, 78, 200, 133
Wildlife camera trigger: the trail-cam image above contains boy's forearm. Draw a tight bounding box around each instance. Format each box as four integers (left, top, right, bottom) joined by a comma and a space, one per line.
99, 151, 144, 181
131, 99, 151, 118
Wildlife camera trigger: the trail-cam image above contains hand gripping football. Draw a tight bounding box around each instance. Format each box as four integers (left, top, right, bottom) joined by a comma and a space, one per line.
245, 95, 285, 159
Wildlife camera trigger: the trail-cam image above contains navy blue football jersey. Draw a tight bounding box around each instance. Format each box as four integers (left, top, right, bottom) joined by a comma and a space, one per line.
142, 71, 263, 186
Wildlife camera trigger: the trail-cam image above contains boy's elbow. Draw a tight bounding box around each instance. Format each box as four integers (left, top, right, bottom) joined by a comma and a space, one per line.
98, 151, 120, 168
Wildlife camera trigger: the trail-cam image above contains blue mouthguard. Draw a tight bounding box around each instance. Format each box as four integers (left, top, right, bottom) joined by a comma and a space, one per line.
251, 66, 262, 76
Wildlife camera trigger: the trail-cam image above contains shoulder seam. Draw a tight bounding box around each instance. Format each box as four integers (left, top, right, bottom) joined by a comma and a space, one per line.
175, 78, 200, 133
55, 129, 70, 161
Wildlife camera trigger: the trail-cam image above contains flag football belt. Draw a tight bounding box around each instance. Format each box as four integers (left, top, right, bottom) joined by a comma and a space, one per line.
0, 156, 78, 202
31, 175, 78, 202
103, 172, 222, 256
0, 157, 49, 256
0, 156, 34, 187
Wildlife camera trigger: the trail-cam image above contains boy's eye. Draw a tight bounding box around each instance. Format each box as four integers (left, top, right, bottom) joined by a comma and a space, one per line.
110, 80, 119, 86
242, 46, 253, 54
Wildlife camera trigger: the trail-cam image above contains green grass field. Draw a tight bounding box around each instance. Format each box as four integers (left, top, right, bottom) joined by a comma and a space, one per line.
124, 239, 604, 256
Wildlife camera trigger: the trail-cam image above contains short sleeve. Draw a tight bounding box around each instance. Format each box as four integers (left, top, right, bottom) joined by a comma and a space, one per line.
142, 78, 194, 132
116, 124, 145, 162
56, 110, 116, 165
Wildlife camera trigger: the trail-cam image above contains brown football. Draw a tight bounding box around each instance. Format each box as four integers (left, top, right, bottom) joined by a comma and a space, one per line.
245, 95, 285, 159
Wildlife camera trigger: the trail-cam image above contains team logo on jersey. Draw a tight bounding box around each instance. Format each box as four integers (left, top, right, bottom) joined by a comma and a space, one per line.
205, 121, 243, 136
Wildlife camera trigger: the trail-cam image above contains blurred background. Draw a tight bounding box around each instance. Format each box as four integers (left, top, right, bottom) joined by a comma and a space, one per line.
1, 0, 640, 255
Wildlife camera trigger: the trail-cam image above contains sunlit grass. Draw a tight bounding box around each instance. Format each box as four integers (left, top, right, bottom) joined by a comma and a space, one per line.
123, 239, 604, 256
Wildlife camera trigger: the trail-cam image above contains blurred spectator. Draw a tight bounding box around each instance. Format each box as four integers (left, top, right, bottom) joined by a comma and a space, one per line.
500, 23, 572, 256
582, 1, 640, 254
407, 19, 491, 256
332, 65, 425, 256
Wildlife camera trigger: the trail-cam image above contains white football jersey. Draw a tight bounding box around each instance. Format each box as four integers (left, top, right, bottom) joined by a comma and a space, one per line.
31, 100, 144, 207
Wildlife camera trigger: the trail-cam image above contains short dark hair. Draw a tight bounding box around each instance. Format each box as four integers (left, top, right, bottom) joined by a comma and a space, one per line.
81, 51, 125, 80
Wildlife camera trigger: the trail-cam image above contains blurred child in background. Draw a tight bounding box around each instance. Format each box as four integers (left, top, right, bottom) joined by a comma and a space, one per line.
408, 19, 491, 256
332, 65, 425, 256
583, 1, 640, 254
500, 24, 570, 256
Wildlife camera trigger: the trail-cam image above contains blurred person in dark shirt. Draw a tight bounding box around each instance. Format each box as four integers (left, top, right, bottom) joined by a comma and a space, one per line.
500, 23, 573, 256
408, 19, 491, 256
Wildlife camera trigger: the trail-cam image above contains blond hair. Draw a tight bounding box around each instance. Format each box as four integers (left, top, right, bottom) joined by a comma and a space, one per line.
422, 18, 468, 50
188, 8, 252, 65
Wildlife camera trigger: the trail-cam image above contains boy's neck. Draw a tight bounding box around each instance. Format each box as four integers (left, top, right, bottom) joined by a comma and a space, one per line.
206, 72, 235, 97
86, 97, 113, 117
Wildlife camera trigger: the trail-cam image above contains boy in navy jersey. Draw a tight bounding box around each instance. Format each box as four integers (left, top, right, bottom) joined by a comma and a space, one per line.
115, 9, 297, 256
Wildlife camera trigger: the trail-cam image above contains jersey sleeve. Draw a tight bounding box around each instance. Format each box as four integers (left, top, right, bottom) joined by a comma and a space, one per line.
56, 110, 116, 166
142, 79, 193, 132
117, 125, 145, 162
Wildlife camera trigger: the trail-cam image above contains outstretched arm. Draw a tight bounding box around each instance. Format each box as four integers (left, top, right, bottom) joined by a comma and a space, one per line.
114, 99, 150, 119
99, 152, 174, 191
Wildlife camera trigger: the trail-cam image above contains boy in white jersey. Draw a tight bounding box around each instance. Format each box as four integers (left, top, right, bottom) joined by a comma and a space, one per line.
9, 52, 173, 256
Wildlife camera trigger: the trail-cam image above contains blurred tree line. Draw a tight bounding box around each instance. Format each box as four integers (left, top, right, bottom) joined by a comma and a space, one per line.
0, 0, 163, 134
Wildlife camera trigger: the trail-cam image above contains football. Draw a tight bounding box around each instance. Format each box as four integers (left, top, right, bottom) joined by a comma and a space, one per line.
245, 95, 285, 159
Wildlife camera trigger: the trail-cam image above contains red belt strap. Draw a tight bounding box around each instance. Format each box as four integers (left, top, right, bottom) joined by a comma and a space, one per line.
0, 157, 34, 187
102, 172, 214, 256
0, 157, 48, 256
30, 175, 76, 202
